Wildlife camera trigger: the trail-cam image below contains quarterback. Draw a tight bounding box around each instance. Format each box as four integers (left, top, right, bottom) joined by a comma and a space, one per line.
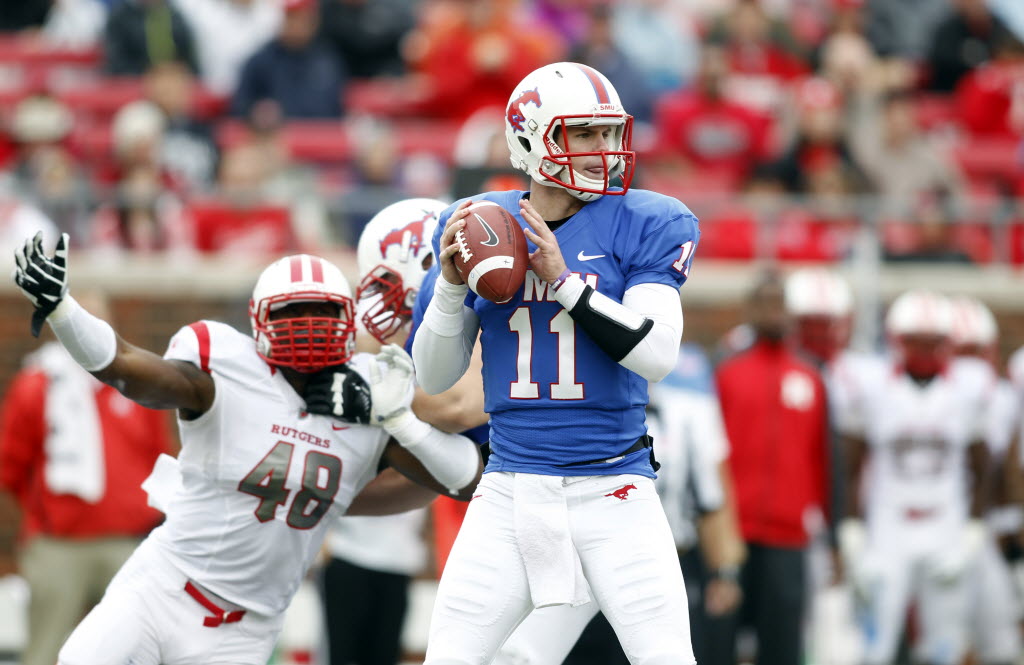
412, 62, 700, 664
11, 233, 481, 665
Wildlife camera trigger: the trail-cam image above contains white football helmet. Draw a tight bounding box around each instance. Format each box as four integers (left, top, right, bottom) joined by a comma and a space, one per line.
249, 254, 356, 372
784, 268, 853, 363
504, 62, 634, 202
355, 198, 446, 343
784, 268, 853, 318
885, 290, 954, 378
950, 296, 997, 347
885, 290, 954, 338
950, 296, 998, 365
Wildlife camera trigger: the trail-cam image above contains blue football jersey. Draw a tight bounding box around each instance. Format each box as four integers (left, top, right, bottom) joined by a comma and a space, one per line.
427, 188, 700, 477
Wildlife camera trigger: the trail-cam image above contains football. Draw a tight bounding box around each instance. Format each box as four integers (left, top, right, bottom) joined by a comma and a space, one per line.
453, 201, 529, 304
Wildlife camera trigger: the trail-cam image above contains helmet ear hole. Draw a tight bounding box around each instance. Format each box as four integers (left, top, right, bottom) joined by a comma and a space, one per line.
518, 136, 531, 153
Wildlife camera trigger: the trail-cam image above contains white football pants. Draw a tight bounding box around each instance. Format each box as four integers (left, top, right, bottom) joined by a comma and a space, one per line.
424, 472, 694, 665
58, 538, 284, 665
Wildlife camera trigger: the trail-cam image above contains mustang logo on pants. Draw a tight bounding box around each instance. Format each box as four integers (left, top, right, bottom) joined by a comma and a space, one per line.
604, 484, 637, 501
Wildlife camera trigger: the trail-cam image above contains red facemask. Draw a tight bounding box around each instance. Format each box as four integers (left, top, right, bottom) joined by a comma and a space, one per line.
356, 265, 413, 345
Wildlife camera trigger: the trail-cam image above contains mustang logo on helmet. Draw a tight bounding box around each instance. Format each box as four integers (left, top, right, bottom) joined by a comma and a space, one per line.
506, 88, 542, 133
378, 211, 433, 259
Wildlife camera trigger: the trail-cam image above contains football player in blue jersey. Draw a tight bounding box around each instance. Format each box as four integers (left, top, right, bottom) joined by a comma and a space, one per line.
411, 62, 701, 665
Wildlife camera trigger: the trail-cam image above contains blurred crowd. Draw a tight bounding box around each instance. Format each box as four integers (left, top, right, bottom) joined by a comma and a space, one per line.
0, 0, 1020, 263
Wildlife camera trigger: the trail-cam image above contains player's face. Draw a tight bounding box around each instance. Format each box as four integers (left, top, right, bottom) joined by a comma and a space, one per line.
795, 314, 850, 363
269, 301, 341, 321
560, 124, 616, 177
898, 333, 951, 380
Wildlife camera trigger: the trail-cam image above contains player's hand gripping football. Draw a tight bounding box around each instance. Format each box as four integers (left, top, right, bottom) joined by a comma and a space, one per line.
436, 200, 472, 286
13, 232, 70, 337
368, 344, 416, 429
303, 364, 373, 424
519, 198, 567, 284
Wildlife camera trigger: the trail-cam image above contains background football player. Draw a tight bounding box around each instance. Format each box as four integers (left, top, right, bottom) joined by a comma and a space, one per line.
837, 290, 993, 665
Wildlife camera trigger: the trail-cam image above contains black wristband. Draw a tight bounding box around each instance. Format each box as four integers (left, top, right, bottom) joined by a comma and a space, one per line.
711, 565, 741, 584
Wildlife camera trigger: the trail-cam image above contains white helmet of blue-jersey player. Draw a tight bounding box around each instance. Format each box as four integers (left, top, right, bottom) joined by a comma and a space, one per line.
248, 254, 356, 372
355, 198, 446, 344
504, 62, 635, 202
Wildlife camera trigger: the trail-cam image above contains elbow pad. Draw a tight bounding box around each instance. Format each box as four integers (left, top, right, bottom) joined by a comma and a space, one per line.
568, 284, 654, 362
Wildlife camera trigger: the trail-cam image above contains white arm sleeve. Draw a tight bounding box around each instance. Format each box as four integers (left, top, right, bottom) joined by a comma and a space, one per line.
551, 278, 683, 383
384, 411, 480, 494
620, 283, 684, 382
411, 274, 480, 395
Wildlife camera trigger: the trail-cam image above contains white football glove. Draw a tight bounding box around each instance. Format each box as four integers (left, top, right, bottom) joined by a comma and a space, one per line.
368, 344, 416, 430
12, 232, 69, 337
927, 519, 986, 585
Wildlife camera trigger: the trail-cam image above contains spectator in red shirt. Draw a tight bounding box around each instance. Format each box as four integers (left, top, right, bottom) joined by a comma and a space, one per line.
0, 291, 174, 665
955, 33, 1024, 138
706, 0, 810, 113
655, 44, 773, 188
402, 0, 563, 121
710, 273, 831, 665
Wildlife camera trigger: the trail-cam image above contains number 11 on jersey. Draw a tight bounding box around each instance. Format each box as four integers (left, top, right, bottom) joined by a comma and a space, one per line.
509, 307, 584, 400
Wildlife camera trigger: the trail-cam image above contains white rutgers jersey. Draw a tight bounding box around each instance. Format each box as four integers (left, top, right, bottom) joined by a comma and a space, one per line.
156, 321, 389, 616
837, 355, 994, 538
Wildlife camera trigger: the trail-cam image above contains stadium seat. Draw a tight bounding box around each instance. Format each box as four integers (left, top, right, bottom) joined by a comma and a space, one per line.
188, 200, 295, 254
216, 120, 351, 164
954, 137, 1022, 185
56, 78, 144, 121
914, 93, 961, 133
392, 119, 460, 162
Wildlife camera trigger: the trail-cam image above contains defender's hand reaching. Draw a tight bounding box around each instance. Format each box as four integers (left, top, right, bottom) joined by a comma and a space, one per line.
13, 232, 70, 337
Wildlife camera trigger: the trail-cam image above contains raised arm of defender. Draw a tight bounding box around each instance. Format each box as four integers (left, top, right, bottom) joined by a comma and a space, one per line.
13, 233, 215, 418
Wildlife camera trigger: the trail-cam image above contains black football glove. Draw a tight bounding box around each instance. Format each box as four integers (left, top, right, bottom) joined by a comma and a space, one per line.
303, 364, 373, 424
12, 232, 69, 338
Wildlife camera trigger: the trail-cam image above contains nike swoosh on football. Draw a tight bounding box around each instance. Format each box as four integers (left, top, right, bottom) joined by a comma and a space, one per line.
577, 251, 605, 261
474, 213, 500, 247
331, 424, 349, 431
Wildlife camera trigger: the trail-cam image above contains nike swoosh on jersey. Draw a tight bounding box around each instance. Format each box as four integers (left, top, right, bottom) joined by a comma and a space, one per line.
577, 251, 606, 261
331, 424, 349, 431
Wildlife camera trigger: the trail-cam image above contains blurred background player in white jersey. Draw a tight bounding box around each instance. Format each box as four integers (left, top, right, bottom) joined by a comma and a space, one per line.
837, 289, 994, 665
492, 342, 745, 665
10, 232, 482, 665
949, 296, 1023, 665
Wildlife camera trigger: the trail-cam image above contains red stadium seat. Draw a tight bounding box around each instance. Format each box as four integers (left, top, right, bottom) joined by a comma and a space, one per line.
188, 200, 295, 254
56, 78, 144, 121
914, 93, 961, 133
392, 119, 460, 162
345, 78, 420, 116
217, 120, 351, 163
954, 137, 1021, 185
697, 210, 758, 260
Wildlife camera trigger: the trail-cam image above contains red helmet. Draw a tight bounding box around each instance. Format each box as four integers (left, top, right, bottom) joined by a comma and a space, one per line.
248, 254, 356, 372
